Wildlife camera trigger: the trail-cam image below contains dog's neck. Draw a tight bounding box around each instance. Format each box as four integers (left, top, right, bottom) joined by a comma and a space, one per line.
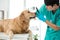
15, 13, 30, 33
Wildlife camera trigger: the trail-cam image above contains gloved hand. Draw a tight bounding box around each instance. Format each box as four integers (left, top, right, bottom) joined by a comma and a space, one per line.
36, 12, 46, 22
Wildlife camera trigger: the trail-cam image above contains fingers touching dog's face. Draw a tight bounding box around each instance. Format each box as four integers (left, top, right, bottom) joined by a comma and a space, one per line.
23, 10, 36, 19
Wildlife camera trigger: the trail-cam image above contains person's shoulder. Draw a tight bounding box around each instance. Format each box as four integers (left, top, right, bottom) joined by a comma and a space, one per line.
38, 4, 47, 12
57, 7, 60, 11
58, 6, 60, 10
40, 4, 46, 8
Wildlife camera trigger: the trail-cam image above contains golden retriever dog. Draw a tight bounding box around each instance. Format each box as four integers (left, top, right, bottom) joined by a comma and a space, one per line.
0, 10, 35, 40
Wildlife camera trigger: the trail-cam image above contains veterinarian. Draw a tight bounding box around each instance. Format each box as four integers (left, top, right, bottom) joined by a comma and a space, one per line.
36, 0, 60, 40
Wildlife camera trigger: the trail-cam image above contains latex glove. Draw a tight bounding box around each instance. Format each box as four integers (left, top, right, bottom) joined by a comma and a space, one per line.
36, 12, 46, 22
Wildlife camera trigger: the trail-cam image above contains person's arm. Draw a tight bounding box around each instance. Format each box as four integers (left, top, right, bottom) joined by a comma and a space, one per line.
36, 12, 60, 30
46, 20, 60, 30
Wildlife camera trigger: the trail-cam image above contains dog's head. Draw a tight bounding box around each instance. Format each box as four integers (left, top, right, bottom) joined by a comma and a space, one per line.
21, 10, 36, 20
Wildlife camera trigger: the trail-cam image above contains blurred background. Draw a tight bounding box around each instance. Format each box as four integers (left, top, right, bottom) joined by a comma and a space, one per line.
0, 0, 47, 40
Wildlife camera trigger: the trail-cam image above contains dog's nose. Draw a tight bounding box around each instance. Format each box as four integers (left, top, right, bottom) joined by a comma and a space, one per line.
30, 12, 36, 16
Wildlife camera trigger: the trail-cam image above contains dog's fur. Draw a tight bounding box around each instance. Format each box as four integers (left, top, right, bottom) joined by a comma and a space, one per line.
0, 10, 35, 40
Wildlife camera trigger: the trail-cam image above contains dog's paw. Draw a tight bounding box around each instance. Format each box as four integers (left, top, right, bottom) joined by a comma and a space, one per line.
5, 29, 14, 39
9, 31, 14, 38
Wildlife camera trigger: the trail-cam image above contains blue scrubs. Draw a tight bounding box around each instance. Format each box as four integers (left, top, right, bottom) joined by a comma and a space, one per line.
36, 4, 60, 40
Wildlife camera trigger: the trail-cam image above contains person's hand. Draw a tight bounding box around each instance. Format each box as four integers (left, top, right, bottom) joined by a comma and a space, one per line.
36, 12, 46, 22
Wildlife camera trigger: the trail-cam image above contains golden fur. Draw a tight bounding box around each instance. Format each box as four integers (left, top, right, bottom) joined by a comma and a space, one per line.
0, 10, 35, 34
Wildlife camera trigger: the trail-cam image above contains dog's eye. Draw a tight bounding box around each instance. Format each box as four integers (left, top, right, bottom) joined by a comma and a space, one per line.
28, 11, 30, 13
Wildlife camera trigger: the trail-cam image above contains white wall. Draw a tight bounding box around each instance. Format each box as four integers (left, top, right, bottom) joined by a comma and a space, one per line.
26, 0, 44, 9
9, 0, 24, 19
0, 0, 9, 19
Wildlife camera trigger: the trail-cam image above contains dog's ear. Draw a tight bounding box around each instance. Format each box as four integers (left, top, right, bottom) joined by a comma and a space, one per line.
19, 10, 29, 20
20, 12, 24, 17
19, 12, 25, 20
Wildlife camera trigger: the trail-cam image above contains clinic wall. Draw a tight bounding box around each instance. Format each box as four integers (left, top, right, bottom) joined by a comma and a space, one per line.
9, 0, 24, 19
0, 0, 9, 19
26, 0, 44, 9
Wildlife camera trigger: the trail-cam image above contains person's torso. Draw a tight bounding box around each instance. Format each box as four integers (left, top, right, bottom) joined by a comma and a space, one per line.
39, 4, 60, 34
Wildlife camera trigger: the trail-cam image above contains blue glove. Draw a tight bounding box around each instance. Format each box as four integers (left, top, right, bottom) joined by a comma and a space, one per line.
36, 12, 46, 22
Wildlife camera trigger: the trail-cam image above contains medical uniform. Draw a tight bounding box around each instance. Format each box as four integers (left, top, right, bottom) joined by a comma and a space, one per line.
36, 4, 60, 40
